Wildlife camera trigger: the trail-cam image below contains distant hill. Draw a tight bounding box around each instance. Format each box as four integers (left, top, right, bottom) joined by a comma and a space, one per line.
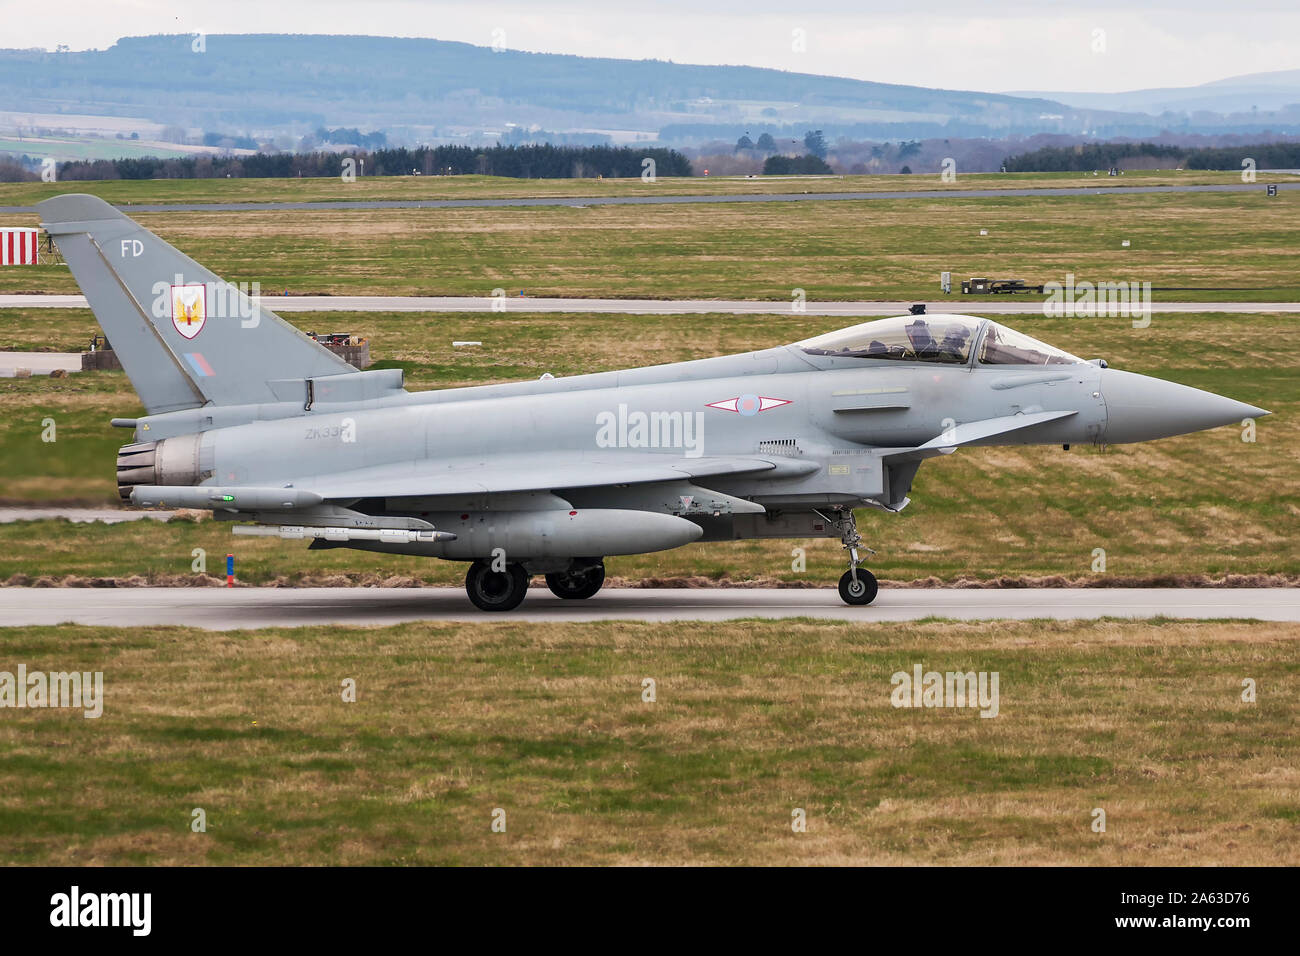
1, 34, 1295, 150
0, 33, 1148, 146
1011, 68, 1300, 118
1202, 67, 1300, 88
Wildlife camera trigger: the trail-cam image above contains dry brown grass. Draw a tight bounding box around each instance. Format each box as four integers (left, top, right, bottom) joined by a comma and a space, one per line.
1, 618, 1295, 865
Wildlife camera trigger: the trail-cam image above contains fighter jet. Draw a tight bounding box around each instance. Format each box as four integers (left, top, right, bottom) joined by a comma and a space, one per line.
39, 194, 1268, 610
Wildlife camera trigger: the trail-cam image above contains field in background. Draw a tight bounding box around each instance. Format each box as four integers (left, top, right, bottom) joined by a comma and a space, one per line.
2, 618, 1295, 865
2, 177, 1297, 302
0, 310, 1292, 585
0, 136, 194, 163
0, 169, 1257, 207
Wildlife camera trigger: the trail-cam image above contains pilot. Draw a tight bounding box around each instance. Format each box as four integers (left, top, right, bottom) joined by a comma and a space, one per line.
938, 323, 971, 361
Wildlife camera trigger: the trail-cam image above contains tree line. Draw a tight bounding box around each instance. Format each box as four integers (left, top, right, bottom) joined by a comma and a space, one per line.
1003, 141, 1300, 172
52, 144, 694, 181
762, 155, 833, 175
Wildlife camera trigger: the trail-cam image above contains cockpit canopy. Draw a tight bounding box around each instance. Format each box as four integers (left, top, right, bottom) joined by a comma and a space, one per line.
796, 315, 1082, 367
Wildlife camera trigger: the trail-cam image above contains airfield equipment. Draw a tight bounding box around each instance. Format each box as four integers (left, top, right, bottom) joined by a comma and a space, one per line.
81, 334, 123, 371
306, 331, 370, 369
961, 277, 1046, 295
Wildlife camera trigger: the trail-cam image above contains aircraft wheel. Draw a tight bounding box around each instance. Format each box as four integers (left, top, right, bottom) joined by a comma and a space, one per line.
466, 561, 530, 612
545, 561, 606, 600
838, 569, 878, 606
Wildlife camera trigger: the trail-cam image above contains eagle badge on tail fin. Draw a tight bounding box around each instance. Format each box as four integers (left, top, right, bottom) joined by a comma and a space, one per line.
171, 283, 207, 339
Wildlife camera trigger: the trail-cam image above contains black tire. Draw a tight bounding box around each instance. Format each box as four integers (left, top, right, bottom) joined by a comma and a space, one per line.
465, 561, 530, 612
545, 561, 606, 600
838, 569, 878, 606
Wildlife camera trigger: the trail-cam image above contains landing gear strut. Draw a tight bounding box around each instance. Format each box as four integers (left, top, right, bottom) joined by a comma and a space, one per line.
820, 508, 878, 606
465, 560, 530, 612
545, 560, 606, 600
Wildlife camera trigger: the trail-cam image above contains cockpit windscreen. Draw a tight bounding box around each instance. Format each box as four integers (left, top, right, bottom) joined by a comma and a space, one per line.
798, 316, 981, 364
798, 316, 1083, 367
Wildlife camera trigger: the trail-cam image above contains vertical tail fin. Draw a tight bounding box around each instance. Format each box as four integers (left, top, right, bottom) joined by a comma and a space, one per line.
38, 193, 353, 414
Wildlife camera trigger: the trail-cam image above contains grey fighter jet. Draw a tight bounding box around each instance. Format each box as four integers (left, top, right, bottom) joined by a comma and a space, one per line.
39, 194, 1268, 610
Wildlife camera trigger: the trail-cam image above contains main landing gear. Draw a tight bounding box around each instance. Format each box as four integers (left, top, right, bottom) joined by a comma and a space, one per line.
465, 558, 607, 611
545, 560, 606, 600
820, 508, 878, 606
465, 560, 529, 612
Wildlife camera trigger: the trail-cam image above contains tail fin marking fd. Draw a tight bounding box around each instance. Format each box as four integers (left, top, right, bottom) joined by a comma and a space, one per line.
38, 193, 354, 413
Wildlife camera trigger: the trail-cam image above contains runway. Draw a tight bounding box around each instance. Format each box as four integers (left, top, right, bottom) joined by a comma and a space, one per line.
1, 587, 1296, 629
0, 351, 81, 376
0, 180, 1293, 216
0, 507, 175, 524
4, 294, 1297, 316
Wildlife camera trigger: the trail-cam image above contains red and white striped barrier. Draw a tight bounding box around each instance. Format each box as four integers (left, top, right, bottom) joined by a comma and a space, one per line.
0, 228, 39, 265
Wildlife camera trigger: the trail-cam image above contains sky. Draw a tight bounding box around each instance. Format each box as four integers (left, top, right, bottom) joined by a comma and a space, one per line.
1, 0, 1297, 94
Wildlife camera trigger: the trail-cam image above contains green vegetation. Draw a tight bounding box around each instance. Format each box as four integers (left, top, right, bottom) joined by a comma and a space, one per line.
1, 618, 1294, 865
1005, 140, 1300, 172
0, 168, 1254, 207
0, 137, 192, 163
0, 311, 1291, 584
764, 154, 833, 175
3, 183, 1296, 302
59, 144, 693, 182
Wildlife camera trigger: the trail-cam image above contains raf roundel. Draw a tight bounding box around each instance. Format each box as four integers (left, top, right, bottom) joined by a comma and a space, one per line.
705, 394, 792, 416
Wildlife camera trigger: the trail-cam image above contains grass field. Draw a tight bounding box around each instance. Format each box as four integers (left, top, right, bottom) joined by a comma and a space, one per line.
0, 169, 1259, 208
2, 181, 1297, 302
0, 136, 192, 163
0, 309, 1292, 585
1, 172, 1296, 870
1, 618, 1295, 865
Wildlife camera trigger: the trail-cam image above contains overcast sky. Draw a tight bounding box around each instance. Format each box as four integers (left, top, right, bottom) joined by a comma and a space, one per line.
2, 0, 1297, 93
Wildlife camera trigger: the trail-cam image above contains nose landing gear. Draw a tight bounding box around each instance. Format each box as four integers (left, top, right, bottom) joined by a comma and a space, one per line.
819, 508, 878, 606
839, 568, 878, 605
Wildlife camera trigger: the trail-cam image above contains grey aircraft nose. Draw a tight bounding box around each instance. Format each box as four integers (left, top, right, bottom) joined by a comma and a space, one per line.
1100, 368, 1269, 443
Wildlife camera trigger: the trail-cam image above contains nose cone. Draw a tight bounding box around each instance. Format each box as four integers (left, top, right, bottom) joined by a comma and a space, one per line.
1101, 368, 1269, 443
